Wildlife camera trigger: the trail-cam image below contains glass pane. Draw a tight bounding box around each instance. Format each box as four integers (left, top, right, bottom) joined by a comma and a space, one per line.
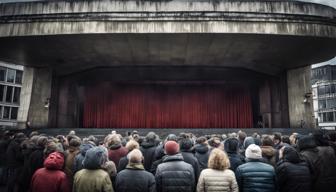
0, 67, 5, 81
318, 86, 325, 96
3, 106, 10, 119
0, 106, 2, 119
326, 85, 331, 95
327, 112, 334, 122
15, 71, 23, 84
319, 100, 326, 109
10, 107, 18, 120
6, 69, 15, 83
0, 85, 4, 102
5, 86, 13, 103
13, 87, 21, 103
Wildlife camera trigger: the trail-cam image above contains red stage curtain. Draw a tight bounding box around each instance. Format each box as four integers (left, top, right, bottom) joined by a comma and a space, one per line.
83, 82, 253, 128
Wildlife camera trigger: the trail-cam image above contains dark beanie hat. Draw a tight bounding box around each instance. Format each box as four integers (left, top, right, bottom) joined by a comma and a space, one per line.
165, 141, 179, 155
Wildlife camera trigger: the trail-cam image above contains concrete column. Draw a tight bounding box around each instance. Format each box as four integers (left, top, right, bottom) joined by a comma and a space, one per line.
17, 67, 34, 129
26, 67, 52, 128
287, 66, 315, 128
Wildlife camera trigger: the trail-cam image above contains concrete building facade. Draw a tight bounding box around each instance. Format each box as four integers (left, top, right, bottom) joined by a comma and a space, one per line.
312, 58, 336, 129
0, 0, 336, 129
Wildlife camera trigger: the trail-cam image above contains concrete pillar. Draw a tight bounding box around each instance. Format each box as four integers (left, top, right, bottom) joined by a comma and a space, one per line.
17, 67, 34, 129
287, 66, 315, 128
26, 67, 52, 128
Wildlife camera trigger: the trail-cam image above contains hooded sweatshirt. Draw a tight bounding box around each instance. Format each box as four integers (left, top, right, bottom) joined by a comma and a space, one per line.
195, 143, 210, 171
31, 152, 70, 192
73, 146, 114, 192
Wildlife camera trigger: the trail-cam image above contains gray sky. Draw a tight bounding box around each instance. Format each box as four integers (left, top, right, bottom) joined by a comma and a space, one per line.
299, 0, 336, 7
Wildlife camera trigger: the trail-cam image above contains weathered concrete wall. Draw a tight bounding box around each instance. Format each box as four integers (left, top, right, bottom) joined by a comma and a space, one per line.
287, 66, 315, 128
17, 67, 34, 129
27, 68, 52, 128
0, 0, 335, 37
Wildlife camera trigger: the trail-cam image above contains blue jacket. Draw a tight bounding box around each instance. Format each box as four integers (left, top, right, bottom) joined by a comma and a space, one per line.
236, 159, 277, 192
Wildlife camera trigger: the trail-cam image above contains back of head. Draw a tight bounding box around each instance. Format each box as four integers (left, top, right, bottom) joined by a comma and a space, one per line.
83, 146, 108, 169
37, 136, 49, 148
273, 132, 282, 142
179, 138, 193, 151
224, 137, 239, 153
313, 130, 329, 146
245, 144, 262, 160
238, 131, 247, 142
166, 134, 178, 142
145, 132, 157, 143
44, 152, 65, 170
208, 148, 230, 170
108, 135, 122, 148
125, 140, 140, 152
262, 136, 273, 147
69, 136, 81, 148
128, 149, 143, 164
196, 136, 207, 144
243, 137, 255, 149
165, 141, 180, 155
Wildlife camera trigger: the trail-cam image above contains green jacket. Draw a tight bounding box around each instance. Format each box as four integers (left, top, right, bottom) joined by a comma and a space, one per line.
73, 169, 114, 192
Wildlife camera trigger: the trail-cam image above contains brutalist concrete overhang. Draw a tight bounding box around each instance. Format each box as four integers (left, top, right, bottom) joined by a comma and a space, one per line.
0, 0, 336, 75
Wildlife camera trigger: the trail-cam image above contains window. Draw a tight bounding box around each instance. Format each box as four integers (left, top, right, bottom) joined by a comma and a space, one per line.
5, 86, 13, 103
327, 98, 336, 109
13, 87, 20, 104
318, 86, 326, 96
327, 112, 334, 122
10, 107, 18, 120
6, 69, 15, 83
319, 100, 326, 109
325, 85, 331, 95
3, 106, 10, 119
0, 66, 22, 123
15, 70, 22, 84
0, 67, 5, 82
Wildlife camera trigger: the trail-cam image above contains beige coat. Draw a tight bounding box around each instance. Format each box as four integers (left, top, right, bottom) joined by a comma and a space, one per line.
197, 168, 239, 192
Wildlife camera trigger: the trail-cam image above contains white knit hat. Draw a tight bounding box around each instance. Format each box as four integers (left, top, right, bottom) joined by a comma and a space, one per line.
245, 144, 262, 159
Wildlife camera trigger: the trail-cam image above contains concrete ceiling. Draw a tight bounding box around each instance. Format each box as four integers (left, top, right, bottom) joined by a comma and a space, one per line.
0, 33, 335, 76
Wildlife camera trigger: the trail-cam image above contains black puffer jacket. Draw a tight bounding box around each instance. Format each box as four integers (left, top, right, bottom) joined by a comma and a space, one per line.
194, 144, 209, 171
181, 150, 200, 181
116, 163, 156, 192
236, 159, 276, 192
298, 135, 336, 192
276, 146, 312, 192
141, 142, 157, 171
155, 154, 195, 192
224, 138, 245, 172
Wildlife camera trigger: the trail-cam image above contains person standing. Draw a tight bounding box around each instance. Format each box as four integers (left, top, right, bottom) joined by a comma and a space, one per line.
236, 144, 276, 192
155, 141, 195, 192
116, 149, 155, 192
197, 148, 238, 192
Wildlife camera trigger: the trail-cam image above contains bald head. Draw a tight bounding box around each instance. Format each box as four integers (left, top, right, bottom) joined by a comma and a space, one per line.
128, 149, 143, 164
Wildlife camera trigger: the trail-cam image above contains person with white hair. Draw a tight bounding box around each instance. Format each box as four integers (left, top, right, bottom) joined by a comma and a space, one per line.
235, 144, 276, 192
115, 149, 155, 192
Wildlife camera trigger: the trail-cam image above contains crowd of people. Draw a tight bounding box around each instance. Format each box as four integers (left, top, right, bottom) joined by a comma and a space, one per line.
0, 129, 336, 192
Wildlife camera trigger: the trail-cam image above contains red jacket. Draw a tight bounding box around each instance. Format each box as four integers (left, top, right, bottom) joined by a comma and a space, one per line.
31, 152, 70, 192
108, 145, 128, 167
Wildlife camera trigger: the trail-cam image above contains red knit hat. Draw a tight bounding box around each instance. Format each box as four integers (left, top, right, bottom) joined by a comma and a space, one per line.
164, 141, 179, 155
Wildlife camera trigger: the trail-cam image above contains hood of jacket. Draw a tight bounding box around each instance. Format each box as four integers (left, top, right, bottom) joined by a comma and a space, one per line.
195, 143, 209, 154
83, 146, 108, 169
261, 146, 276, 158
162, 153, 184, 162
80, 143, 95, 156
283, 146, 301, 164
224, 138, 239, 154
44, 152, 64, 170
141, 141, 156, 149
297, 135, 317, 151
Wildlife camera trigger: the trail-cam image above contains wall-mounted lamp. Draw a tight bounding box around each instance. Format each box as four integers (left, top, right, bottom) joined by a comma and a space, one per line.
303, 93, 312, 103
44, 98, 50, 108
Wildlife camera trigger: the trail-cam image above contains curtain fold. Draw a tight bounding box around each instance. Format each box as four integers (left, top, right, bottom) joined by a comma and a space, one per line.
83, 82, 253, 128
